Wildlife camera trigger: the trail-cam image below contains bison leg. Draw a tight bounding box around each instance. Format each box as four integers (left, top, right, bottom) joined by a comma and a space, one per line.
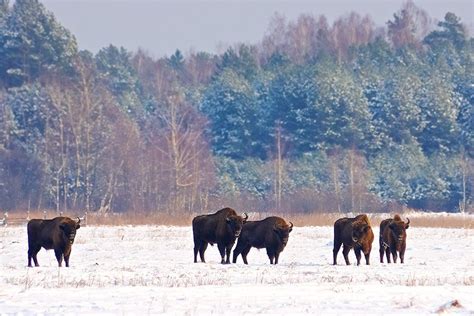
32, 248, 40, 267
391, 249, 398, 263
218, 243, 226, 264
54, 249, 63, 267
27, 249, 33, 267
364, 251, 371, 265
64, 248, 71, 267
385, 248, 391, 263
225, 244, 233, 264
379, 246, 385, 263
232, 240, 245, 263
33, 255, 39, 267
28, 245, 41, 267
400, 245, 406, 264
354, 247, 362, 266
194, 238, 205, 263
274, 252, 281, 265
232, 251, 240, 264
266, 249, 275, 264
364, 245, 372, 265
193, 239, 200, 263
333, 239, 343, 265
199, 242, 208, 263
241, 245, 251, 265
342, 245, 351, 265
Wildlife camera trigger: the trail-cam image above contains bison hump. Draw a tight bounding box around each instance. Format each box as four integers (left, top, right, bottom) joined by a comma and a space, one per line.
393, 214, 402, 221
215, 207, 237, 217
354, 214, 370, 226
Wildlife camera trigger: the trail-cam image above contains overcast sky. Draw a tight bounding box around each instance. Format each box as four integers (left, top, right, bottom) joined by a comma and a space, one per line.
41, 0, 473, 58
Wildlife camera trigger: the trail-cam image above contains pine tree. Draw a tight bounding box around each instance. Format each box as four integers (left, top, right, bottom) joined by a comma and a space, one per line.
217, 44, 259, 80
264, 64, 317, 154
0, 0, 77, 86
312, 62, 371, 150
95, 45, 143, 118
200, 69, 259, 159
168, 49, 185, 71
417, 71, 460, 155
424, 12, 467, 51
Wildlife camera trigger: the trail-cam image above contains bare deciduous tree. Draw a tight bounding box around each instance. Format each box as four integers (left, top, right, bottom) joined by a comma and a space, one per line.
148, 87, 214, 213
387, 0, 431, 49
330, 12, 375, 61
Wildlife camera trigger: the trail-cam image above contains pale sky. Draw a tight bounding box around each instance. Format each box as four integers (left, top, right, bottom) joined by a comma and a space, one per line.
41, 0, 473, 58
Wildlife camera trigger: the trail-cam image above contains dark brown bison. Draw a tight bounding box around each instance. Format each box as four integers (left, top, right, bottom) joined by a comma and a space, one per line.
333, 214, 374, 265
232, 216, 293, 265
379, 214, 410, 264
27, 216, 81, 267
192, 207, 248, 264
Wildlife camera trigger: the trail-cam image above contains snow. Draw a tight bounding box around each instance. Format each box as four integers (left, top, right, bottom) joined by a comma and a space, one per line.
1, 224, 473, 314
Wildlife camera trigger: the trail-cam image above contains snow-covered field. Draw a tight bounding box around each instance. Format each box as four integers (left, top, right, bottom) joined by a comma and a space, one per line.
1, 224, 473, 314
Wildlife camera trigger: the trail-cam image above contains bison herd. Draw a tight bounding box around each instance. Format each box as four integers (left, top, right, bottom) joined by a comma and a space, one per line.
191, 208, 409, 266
25, 208, 410, 267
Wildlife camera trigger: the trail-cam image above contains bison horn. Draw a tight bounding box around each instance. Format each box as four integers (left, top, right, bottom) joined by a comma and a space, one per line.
76, 217, 81, 224
289, 222, 293, 229
405, 217, 410, 228
243, 213, 248, 221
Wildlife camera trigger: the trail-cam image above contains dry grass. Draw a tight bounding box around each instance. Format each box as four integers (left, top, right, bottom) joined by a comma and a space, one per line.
259, 212, 474, 229
396, 214, 474, 229
1, 210, 195, 226
87, 212, 195, 226
3, 209, 473, 229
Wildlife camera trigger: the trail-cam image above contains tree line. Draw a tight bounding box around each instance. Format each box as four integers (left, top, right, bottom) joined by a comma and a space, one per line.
0, 0, 472, 214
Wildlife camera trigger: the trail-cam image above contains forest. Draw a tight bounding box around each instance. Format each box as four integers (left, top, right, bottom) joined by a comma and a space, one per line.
0, 0, 472, 214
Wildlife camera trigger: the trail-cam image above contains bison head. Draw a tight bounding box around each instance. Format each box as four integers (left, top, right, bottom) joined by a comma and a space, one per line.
226, 213, 247, 237
273, 222, 293, 246
60, 217, 81, 245
351, 220, 370, 244
388, 218, 409, 250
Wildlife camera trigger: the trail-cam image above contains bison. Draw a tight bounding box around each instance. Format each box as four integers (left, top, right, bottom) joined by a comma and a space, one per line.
379, 214, 410, 264
232, 216, 293, 265
333, 214, 374, 265
192, 207, 248, 264
27, 216, 81, 267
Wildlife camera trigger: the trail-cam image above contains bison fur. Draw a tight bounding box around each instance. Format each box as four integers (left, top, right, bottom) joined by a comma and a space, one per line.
192, 207, 248, 264
379, 214, 410, 264
333, 214, 374, 265
233, 216, 293, 265
27, 216, 81, 267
